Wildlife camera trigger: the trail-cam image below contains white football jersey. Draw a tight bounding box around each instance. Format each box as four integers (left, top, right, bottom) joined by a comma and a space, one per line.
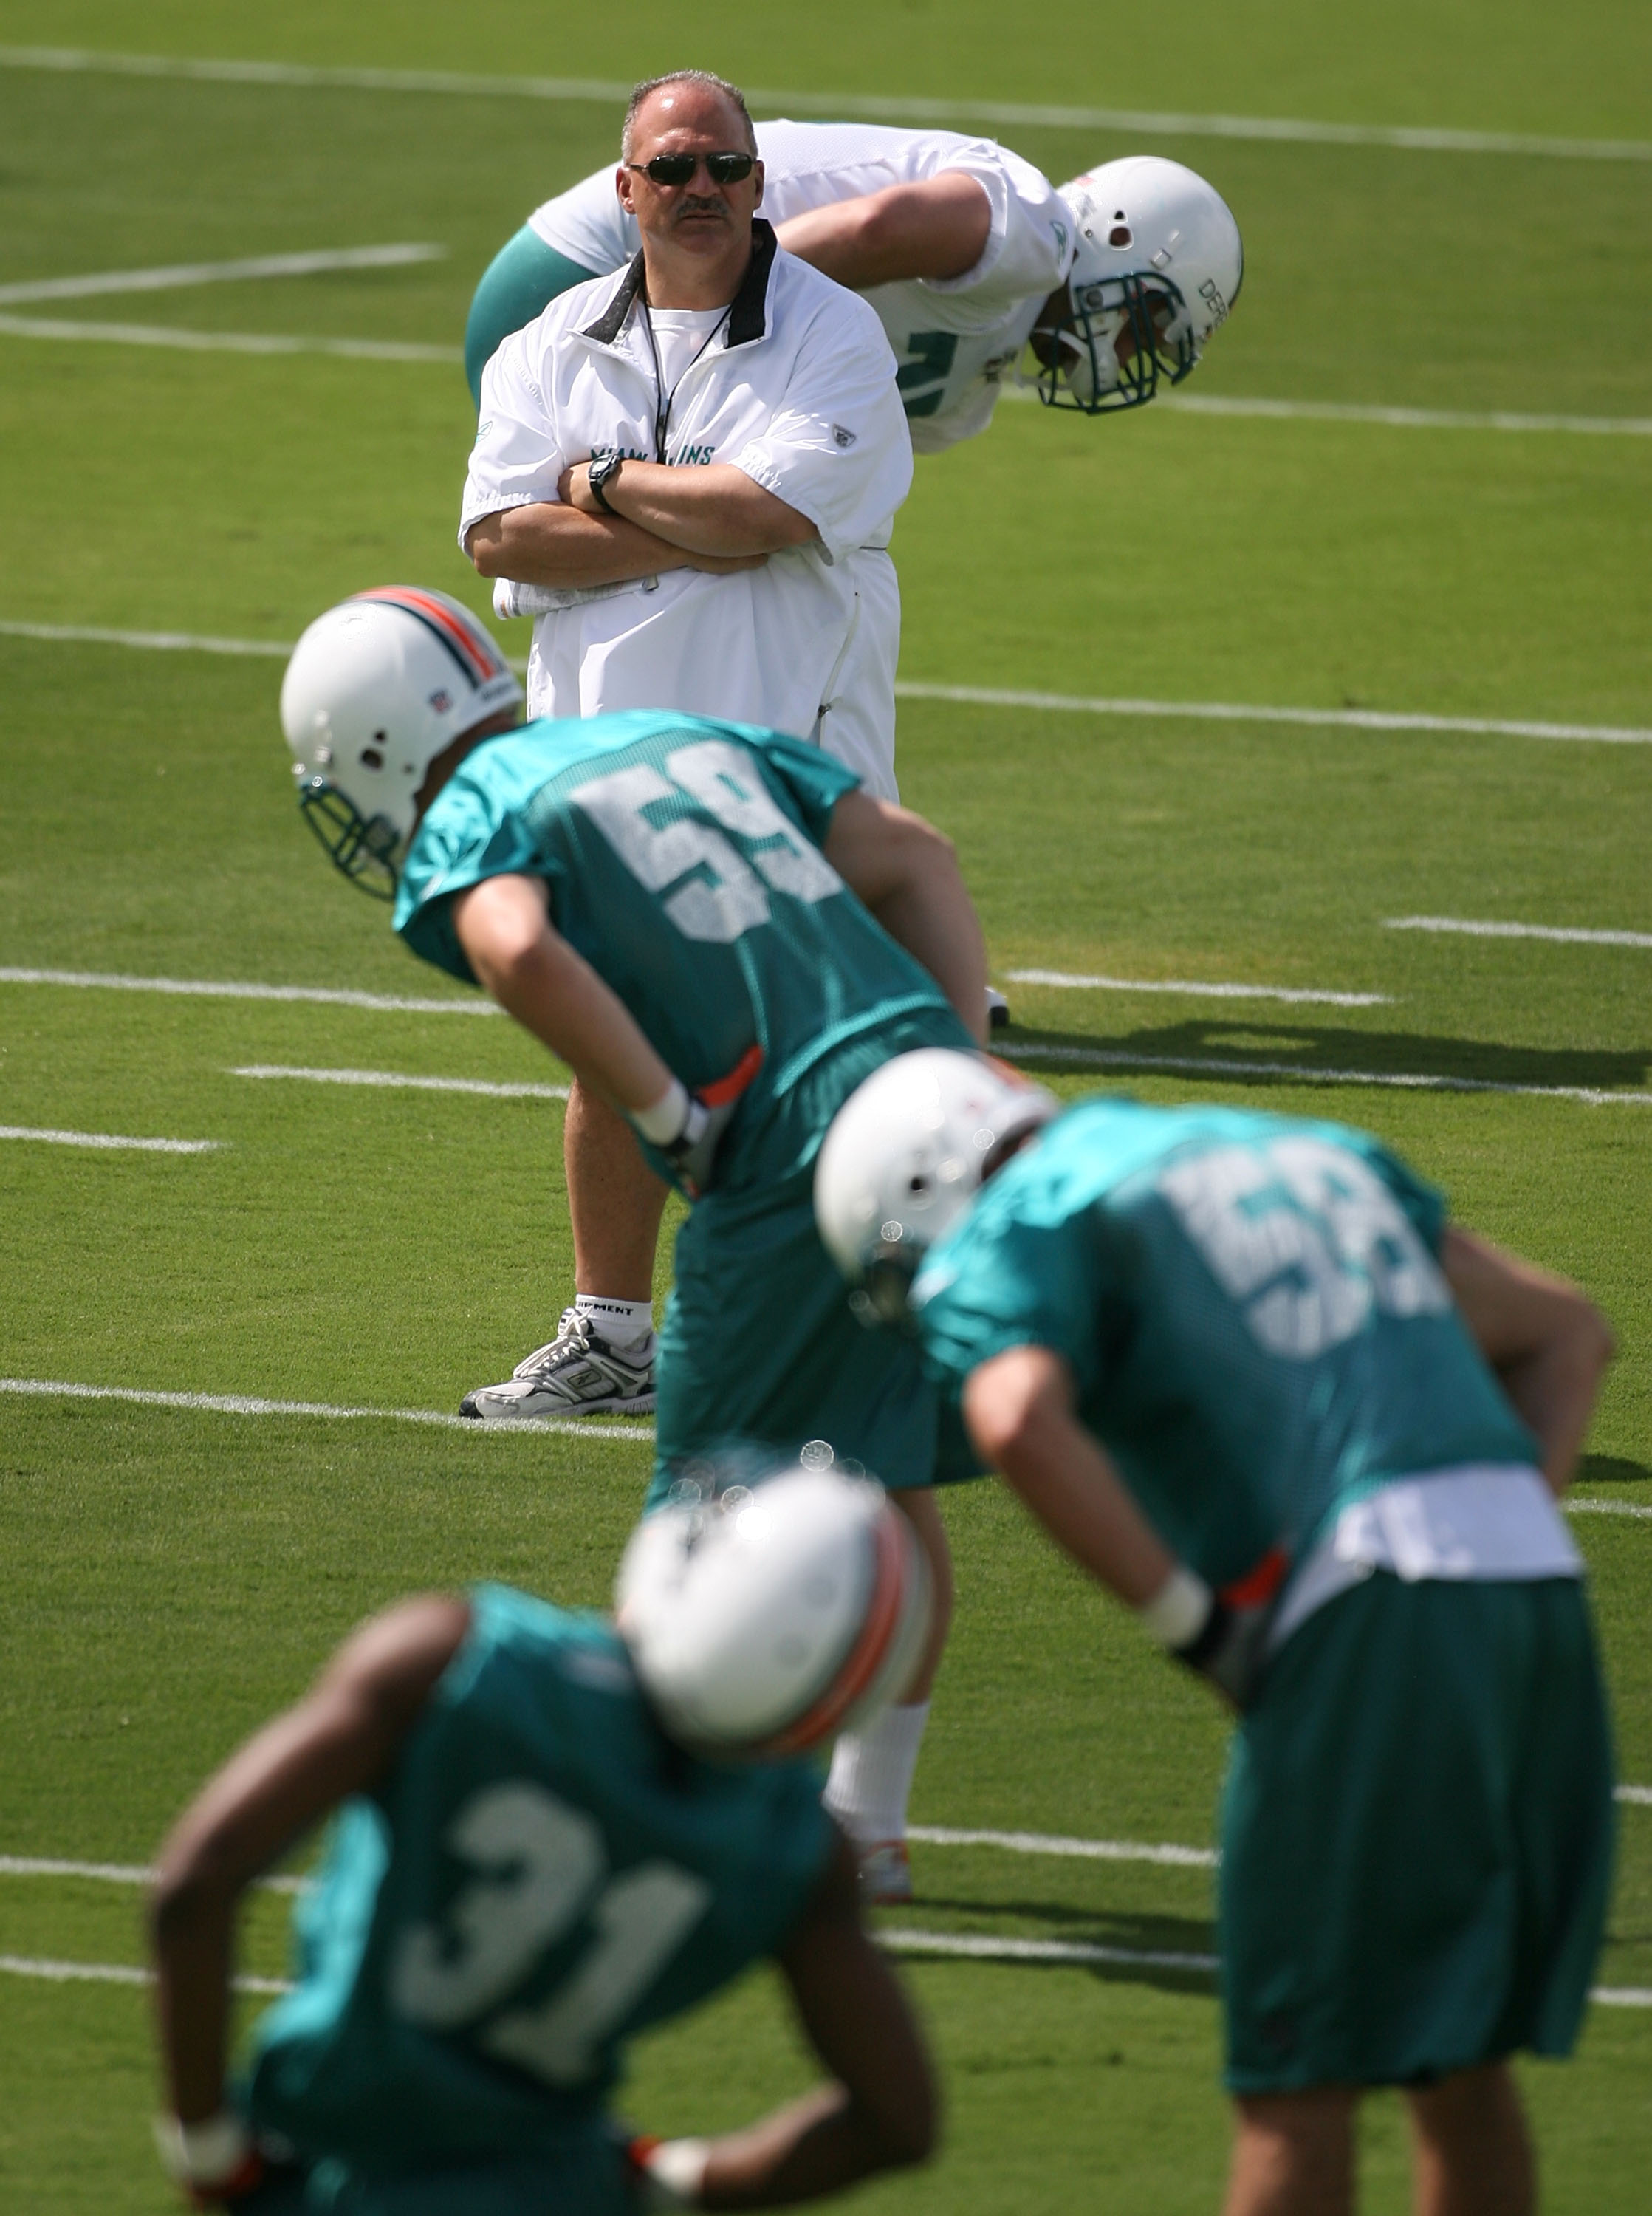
528, 122, 1075, 454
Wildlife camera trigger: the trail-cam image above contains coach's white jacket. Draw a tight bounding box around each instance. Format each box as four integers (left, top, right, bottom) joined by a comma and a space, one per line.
461, 223, 913, 798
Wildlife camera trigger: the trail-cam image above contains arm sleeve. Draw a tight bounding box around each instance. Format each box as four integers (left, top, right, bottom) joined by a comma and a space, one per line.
392, 780, 552, 986
728, 287, 914, 562
1346, 1131, 1451, 1256
459, 335, 568, 549
921, 147, 1073, 312
746, 728, 863, 843
914, 1206, 1115, 1409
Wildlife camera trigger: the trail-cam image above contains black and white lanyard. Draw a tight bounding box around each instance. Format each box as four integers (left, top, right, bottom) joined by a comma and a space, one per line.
637, 295, 731, 463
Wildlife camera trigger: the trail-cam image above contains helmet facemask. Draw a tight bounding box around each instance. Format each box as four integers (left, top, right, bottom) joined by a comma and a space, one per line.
295, 773, 403, 900
1032, 270, 1195, 414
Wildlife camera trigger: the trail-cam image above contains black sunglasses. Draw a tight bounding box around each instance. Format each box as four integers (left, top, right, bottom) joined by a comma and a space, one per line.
627, 151, 755, 188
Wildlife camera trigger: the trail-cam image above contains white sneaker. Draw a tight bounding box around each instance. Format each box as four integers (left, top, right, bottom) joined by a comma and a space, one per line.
985, 985, 1010, 1031
460, 1310, 657, 1420
856, 1839, 914, 1906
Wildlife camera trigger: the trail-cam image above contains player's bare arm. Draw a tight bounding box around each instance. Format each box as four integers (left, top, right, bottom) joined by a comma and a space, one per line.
1442, 1226, 1614, 1495
465, 504, 765, 589
962, 1344, 1176, 1605
774, 172, 993, 289
151, 1596, 470, 2124
561, 457, 816, 557
452, 873, 678, 1119
684, 1831, 936, 2207
823, 792, 989, 1044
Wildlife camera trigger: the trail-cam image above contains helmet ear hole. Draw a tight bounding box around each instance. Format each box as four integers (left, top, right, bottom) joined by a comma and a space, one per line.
359, 746, 385, 770
1109, 224, 1132, 247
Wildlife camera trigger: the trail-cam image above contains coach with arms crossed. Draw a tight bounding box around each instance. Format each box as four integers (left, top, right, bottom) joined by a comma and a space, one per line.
459, 66, 913, 1425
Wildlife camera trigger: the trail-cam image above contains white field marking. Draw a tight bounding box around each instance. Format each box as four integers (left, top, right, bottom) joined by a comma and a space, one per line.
232, 1064, 568, 1101
0, 1954, 290, 1995
4, 1939, 1646, 2008
1566, 1497, 1652, 1521
994, 1042, 1652, 1109
3, 616, 1646, 749
995, 381, 1652, 437
0, 311, 460, 363
895, 680, 1652, 747
0, 965, 498, 1016
0, 1377, 653, 1444
1, 47, 1648, 163
882, 1926, 1219, 1974
909, 1825, 1216, 1867
1006, 970, 1389, 1008
0, 1855, 305, 1893
1619, 1786, 1652, 1805
1388, 917, 1652, 950
0, 620, 289, 656
0, 243, 442, 307
0, 1124, 221, 1153
4, 299, 1648, 439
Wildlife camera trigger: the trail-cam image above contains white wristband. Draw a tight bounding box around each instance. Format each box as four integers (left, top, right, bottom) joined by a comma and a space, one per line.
640, 2137, 710, 2209
632, 1078, 690, 1148
1137, 1564, 1213, 1650
152, 2109, 253, 2188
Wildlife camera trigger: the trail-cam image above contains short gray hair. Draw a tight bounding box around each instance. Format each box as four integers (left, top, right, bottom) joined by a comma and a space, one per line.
622, 71, 758, 161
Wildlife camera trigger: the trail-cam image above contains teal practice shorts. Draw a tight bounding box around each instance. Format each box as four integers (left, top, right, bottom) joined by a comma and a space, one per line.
465, 225, 597, 401
1220, 1571, 1614, 2094
243, 2138, 631, 2214
645, 1160, 942, 1508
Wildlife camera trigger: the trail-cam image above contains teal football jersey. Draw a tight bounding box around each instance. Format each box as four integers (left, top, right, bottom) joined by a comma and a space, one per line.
911, 1100, 1538, 1584
396, 715, 968, 1187
242, 1586, 832, 2174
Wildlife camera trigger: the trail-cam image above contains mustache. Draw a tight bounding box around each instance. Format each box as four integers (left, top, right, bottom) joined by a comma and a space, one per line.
671, 195, 732, 222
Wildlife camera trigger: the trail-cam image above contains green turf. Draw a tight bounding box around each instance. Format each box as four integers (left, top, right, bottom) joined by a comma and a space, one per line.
0, 4, 1648, 2211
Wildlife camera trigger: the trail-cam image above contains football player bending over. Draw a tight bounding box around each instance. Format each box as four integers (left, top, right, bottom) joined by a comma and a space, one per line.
151, 1465, 937, 2211
816, 1053, 1616, 2216
281, 585, 993, 1904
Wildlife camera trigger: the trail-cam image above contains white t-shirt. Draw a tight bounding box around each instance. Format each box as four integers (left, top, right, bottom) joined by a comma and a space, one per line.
528, 122, 1075, 454
460, 233, 913, 785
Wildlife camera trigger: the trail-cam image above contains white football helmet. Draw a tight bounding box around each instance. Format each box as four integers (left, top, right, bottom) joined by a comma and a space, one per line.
281, 587, 521, 898
616, 1465, 932, 1759
1036, 156, 1243, 412
815, 1049, 1058, 1319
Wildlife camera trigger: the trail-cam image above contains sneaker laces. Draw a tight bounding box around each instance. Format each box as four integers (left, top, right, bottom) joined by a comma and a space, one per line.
510, 1309, 591, 1380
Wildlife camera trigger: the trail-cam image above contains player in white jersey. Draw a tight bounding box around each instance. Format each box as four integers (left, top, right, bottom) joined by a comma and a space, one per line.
466, 123, 1244, 448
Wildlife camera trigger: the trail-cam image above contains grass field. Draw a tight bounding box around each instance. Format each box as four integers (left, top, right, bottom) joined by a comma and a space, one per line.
1, 4, 1649, 2209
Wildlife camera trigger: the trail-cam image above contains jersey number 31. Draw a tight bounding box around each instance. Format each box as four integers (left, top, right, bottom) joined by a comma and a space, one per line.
389, 1781, 712, 2087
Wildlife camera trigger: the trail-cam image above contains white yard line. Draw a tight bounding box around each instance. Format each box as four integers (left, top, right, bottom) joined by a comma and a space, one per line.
910, 1826, 1216, 1867
0, 244, 442, 307
1, 47, 1647, 163
994, 1042, 1652, 1109
4, 618, 1647, 747
0, 1377, 652, 1443
231, 1064, 567, 1100
883, 1926, 1219, 1974
1006, 971, 1389, 1008
1388, 917, 1652, 950
0, 965, 496, 1015
0, 1124, 221, 1153
895, 680, 1652, 747
3, 1940, 1645, 2005
0, 1953, 289, 1994
0, 311, 460, 362
2, 305, 1647, 437
0, 1856, 305, 1892
1566, 1498, 1652, 1522
1619, 1786, 1652, 1805
998, 383, 1652, 437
